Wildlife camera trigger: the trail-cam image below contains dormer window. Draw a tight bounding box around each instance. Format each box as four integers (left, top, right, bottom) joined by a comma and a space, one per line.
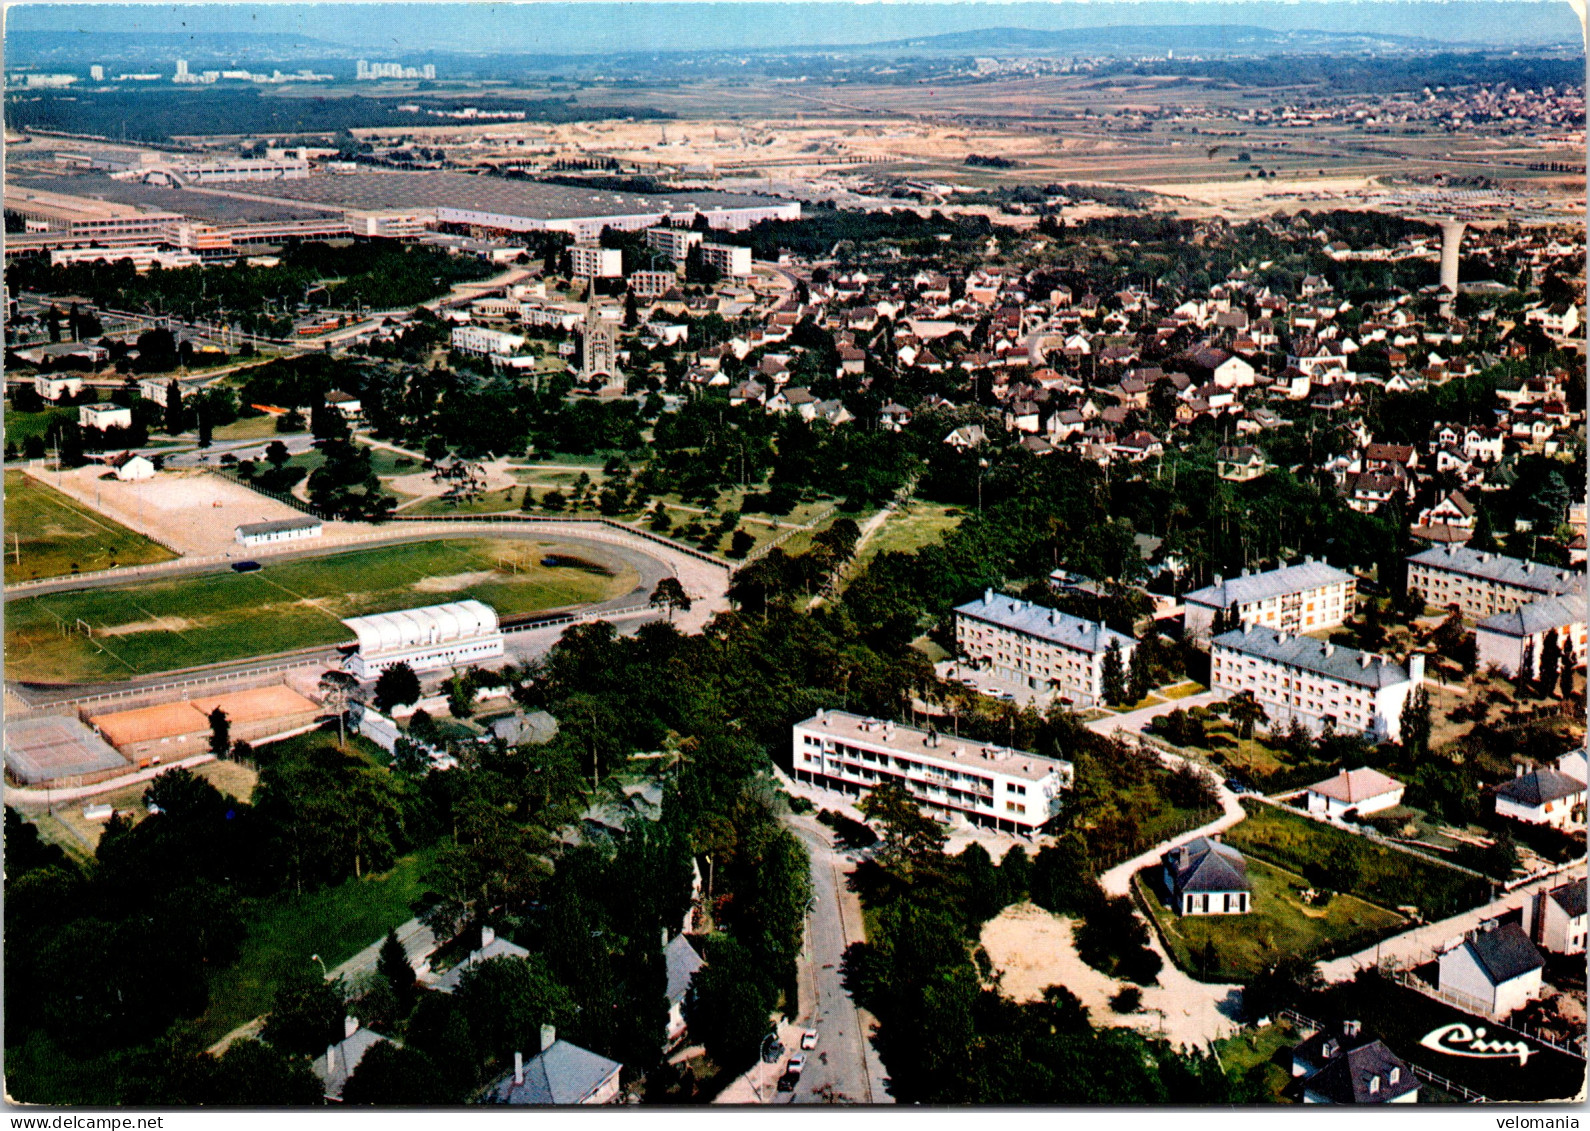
1368, 1076, 1380, 1095
1389, 1067, 1400, 1085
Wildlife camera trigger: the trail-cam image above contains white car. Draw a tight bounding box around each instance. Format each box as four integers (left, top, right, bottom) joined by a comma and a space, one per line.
800, 1029, 819, 1050
786, 1053, 806, 1077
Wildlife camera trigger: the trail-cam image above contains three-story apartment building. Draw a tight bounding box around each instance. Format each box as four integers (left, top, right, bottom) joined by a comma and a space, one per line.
954, 590, 1136, 708
1406, 544, 1583, 620
1183, 557, 1356, 641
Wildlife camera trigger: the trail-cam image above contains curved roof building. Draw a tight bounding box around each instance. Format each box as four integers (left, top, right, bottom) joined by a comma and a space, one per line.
341, 600, 504, 679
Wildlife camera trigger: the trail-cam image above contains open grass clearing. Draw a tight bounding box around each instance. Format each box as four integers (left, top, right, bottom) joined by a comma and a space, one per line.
4, 406, 77, 448
1223, 799, 1491, 920
5, 537, 637, 683
1135, 856, 1404, 983
3, 469, 178, 582
854, 499, 965, 569
196, 844, 438, 1045
1213, 1017, 1305, 1102
211, 415, 282, 442
34, 760, 259, 854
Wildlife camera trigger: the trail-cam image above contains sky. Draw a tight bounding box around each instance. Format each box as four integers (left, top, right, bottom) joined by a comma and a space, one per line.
6, 1, 1581, 53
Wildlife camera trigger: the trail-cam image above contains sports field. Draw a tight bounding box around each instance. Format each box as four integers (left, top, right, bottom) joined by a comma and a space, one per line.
5, 537, 638, 683
4, 470, 179, 582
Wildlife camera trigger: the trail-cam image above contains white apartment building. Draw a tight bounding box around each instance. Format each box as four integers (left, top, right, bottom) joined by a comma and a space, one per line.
568, 244, 623, 278
451, 325, 527, 359
1210, 624, 1423, 742
1474, 594, 1588, 678
49, 246, 202, 272
79, 403, 133, 431
628, 270, 675, 300
954, 590, 1137, 709
341, 600, 505, 680
1406, 544, 1583, 620
791, 710, 1073, 834
699, 242, 752, 278
33, 374, 83, 401
645, 226, 702, 262
1184, 557, 1356, 641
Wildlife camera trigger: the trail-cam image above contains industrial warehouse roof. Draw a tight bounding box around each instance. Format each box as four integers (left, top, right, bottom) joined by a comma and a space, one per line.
1183, 558, 1353, 610
1408, 544, 1583, 597
1211, 625, 1413, 689
955, 591, 1136, 655
341, 600, 501, 657
4, 714, 129, 784
14, 173, 345, 224
797, 709, 1071, 783
1476, 593, 1588, 638
220, 170, 789, 222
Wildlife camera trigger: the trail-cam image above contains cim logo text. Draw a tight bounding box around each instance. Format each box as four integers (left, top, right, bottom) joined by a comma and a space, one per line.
1419, 1022, 1536, 1066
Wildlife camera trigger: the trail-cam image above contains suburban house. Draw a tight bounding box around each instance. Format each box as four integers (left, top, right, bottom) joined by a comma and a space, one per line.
954, 590, 1137, 708
108, 451, 156, 481
664, 932, 705, 1047
313, 1017, 393, 1102
1474, 594, 1588, 679
1216, 445, 1267, 482
1161, 836, 1251, 916
791, 710, 1073, 835
1494, 765, 1586, 830
482, 1026, 622, 1105
1436, 919, 1545, 1017
1210, 625, 1423, 742
1304, 767, 1405, 819
432, 925, 531, 994
1183, 558, 1356, 641
1291, 1024, 1420, 1105
1526, 879, 1586, 955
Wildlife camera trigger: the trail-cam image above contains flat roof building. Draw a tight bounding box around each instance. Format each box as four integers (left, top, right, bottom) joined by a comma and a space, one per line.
341, 599, 505, 680
236, 516, 324, 547
569, 244, 622, 278
87, 685, 321, 765
792, 709, 1072, 834
699, 242, 753, 278
954, 590, 1136, 708
1211, 624, 1422, 742
1184, 557, 1356, 641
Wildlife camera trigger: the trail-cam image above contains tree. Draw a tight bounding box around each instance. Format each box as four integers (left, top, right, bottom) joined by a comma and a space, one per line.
1560, 635, 1578, 700
1101, 639, 1127, 706
261, 966, 344, 1056
648, 577, 692, 622
1538, 631, 1562, 700
210, 1038, 324, 1105
683, 937, 775, 1072
207, 707, 231, 758
1126, 643, 1152, 704
164, 380, 184, 436
319, 670, 361, 747
1225, 691, 1267, 741
340, 1042, 449, 1105
376, 928, 417, 1007
197, 400, 212, 448
372, 662, 421, 715
1399, 684, 1432, 759
858, 780, 947, 879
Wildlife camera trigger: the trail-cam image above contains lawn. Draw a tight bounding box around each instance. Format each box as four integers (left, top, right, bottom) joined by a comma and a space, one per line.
211, 415, 283, 442
196, 844, 438, 1045
3, 469, 179, 582
405, 486, 525, 516
1213, 1017, 1305, 1101
854, 499, 965, 569
4, 406, 77, 448
1223, 800, 1492, 920
5, 537, 638, 683
1135, 856, 1404, 982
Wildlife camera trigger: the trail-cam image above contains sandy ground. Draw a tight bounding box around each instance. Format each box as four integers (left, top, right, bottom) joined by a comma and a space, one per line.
981, 902, 1243, 1050
26, 466, 361, 557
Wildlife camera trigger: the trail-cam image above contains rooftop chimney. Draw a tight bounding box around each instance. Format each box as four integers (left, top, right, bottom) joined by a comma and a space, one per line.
1324, 643, 1335, 657
984, 587, 994, 603
540, 1024, 557, 1052
1343, 1019, 1362, 1038
344, 1015, 359, 1040
1517, 763, 1526, 778
1213, 573, 1224, 586
481, 925, 496, 948
326, 1044, 338, 1077
514, 1050, 524, 1086
1360, 654, 1371, 669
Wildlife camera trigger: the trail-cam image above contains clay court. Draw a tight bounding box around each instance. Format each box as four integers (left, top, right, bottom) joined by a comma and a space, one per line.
88, 684, 322, 763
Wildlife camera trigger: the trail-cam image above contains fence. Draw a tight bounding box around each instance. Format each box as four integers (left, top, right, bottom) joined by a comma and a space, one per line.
743, 504, 838, 563
1390, 970, 1588, 1060
1274, 1008, 1493, 1103
13, 651, 334, 712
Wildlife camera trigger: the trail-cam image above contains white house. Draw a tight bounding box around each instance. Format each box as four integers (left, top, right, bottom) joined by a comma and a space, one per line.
1298, 1038, 1419, 1105
1161, 836, 1251, 916
1494, 765, 1586, 831
1528, 879, 1586, 956
431, 925, 531, 994
326, 390, 363, 419
1437, 920, 1545, 1018
108, 452, 155, 481
312, 1017, 393, 1102
483, 1027, 622, 1105
235, 516, 324, 548
1305, 767, 1405, 819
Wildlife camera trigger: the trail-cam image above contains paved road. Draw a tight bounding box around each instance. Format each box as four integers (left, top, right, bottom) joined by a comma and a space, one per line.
786, 816, 891, 1104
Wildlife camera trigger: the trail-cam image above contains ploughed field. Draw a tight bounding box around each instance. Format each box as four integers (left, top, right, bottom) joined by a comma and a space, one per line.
4, 537, 637, 683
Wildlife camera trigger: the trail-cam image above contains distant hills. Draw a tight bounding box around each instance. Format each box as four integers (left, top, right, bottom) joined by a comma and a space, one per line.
844, 25, 1442, 55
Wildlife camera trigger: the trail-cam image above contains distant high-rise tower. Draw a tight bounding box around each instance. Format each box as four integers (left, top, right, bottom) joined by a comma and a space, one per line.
175, 59, 190, 80
356, 59, 370, 80
89, 64, 104, 82
422, 63, 436, 79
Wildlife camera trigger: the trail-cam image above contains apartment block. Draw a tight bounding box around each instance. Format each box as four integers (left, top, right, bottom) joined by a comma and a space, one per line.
954, 590, 1136, 708
1406, 544, 1583, 620
1210, 625, 1423, 742
699, 241, 753, 278
569, 243, 623, 279
451, 325, 527, 359
644, 226, 703, 262
1184, 557, 1356, 641
791, 710, 1072, 834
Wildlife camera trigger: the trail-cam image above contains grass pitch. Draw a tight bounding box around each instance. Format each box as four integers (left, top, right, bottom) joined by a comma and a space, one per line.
4, 469, 179, 582
5, 537, 638, 683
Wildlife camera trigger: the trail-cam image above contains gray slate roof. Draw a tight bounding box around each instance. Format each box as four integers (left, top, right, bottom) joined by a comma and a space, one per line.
312, 1027, 392, 1100
1163, 836, 1250, 895
1184, 558, 1352, 611
236, 516, 323, 537
955, 591, 1136, 655
1497, 768, 1586, 807
1549, 878, 1587, 919
484, 1040, 622, 1105
1461, 921, 1544, 985
1476, 594, 1588, 638
1408, 545, 1583, 598
664, 933, 705, 1006
1303, 1039, 1419, 1104
433, 937, 533, 994
1212, 625, 1412, 690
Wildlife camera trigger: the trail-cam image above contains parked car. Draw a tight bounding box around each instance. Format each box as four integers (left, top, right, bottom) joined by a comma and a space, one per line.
800, 1029, 819, 1050
1224, 778, 1253, 795
231, 560, 263, 573
786, 1054, 806, 1078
